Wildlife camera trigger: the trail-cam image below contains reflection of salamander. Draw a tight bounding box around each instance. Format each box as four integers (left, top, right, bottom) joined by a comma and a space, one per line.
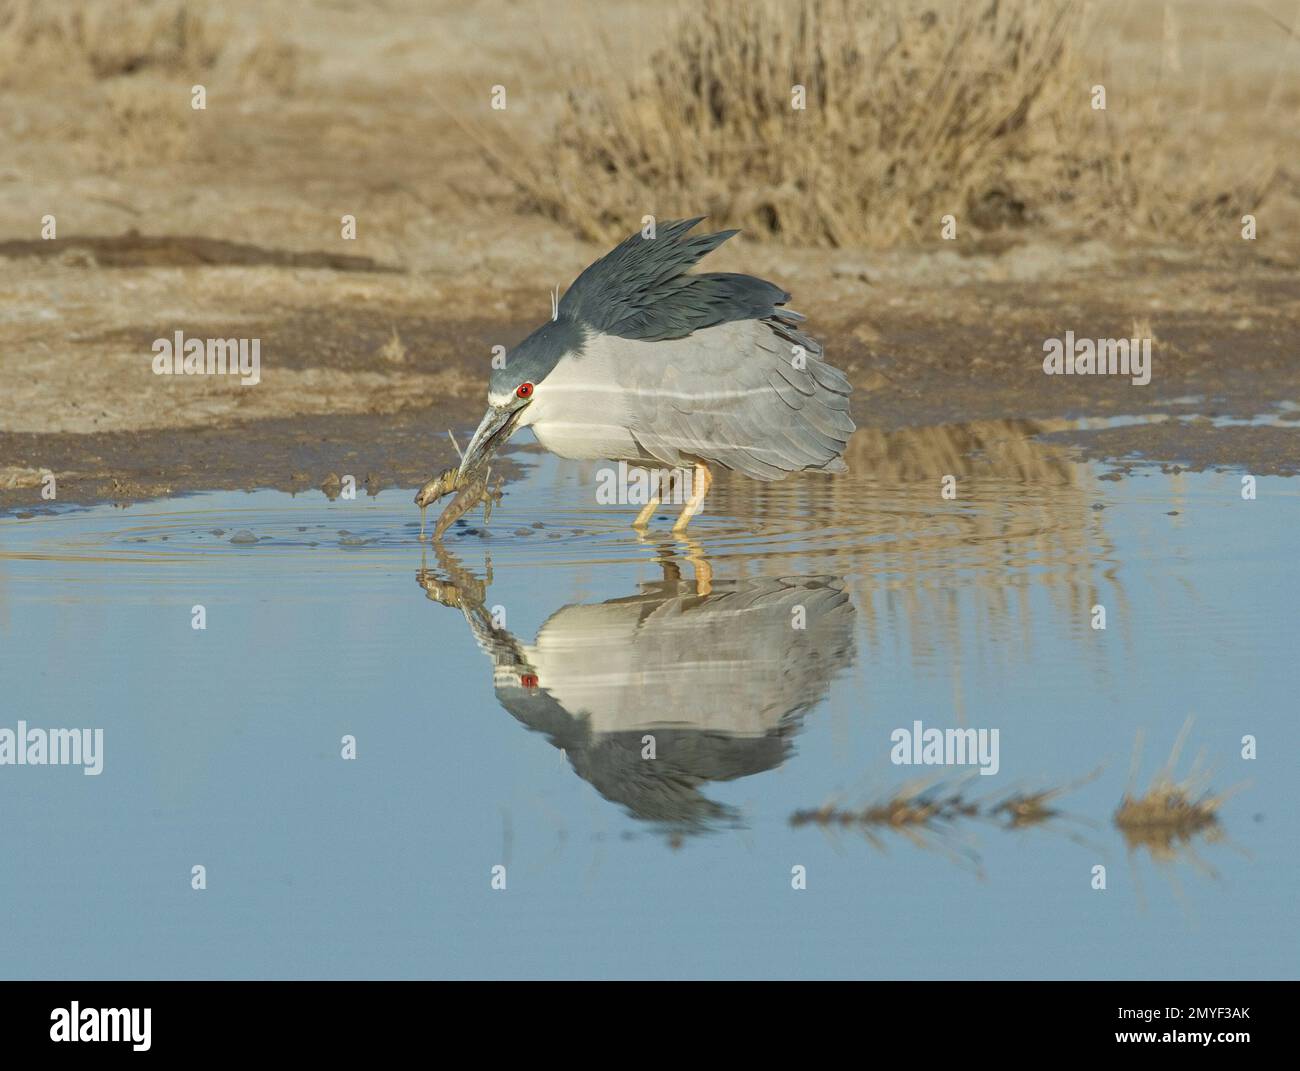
418, 547, 857, 834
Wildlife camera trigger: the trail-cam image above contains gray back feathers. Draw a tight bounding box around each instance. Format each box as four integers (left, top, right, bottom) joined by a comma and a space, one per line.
493, 217, 793, 392
559, 217, 790, 342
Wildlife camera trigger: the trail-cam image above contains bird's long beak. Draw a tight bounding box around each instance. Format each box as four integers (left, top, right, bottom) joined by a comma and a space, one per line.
458, 404, 519, 478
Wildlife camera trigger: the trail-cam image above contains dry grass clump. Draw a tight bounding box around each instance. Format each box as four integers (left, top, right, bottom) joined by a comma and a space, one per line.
1113, 721, 1237, 862
792, 781, 981, 865
0, 0, 227, 168
0, 0, 223, 87
378, 325, 409, 365
990, 767, 1100, 829
95, 77, 196, 169
1114, 783, 1223, 853
792, 786, 978, 832
237, 32, 309, 97
498, 0, 1080, 246
793, 769, 1097, 846
990, 788, 1068, 829
488, 0, 1283, 249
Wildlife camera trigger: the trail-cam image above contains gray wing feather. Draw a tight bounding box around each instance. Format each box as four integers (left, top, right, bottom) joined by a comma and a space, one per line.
560, 218, 792, 342
618, 318, 855, 480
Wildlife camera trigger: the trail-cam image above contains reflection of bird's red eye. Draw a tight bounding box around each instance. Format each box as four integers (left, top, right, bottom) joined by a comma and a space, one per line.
516, 382, 533, 399
520, 673, 538, 688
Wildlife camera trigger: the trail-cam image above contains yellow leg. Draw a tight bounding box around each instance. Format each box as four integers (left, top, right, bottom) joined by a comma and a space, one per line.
633, 488, 661, 528
672, 462, 713, 532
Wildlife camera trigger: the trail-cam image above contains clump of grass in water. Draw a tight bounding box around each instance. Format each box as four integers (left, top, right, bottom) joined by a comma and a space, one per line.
989, 767, 1101, 830
792, 779, 984, 869
1113, 721, 1238, 865
792, 767, 1116, 873
793, 729, 1247, 886
792, 788, 979, 831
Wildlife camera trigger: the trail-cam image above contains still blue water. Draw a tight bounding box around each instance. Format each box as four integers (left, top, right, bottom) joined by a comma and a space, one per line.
1, 423, 1296, 979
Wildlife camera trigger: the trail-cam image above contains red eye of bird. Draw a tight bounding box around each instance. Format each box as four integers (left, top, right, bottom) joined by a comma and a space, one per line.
520, 673, 538, 689
516, 382, 534, 399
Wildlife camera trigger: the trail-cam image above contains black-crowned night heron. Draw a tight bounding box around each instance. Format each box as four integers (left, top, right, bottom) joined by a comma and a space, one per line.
457, 217, 856, 530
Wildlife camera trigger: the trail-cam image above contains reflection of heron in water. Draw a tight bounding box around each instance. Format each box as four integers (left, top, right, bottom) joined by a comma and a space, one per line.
417, 543, 856, 836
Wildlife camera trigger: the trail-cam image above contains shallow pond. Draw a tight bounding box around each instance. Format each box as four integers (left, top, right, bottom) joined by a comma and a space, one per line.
1, 419, 1295, 978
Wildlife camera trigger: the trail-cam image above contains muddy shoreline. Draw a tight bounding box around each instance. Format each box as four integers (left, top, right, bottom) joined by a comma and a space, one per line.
2, 0, 1296, 514
3, 258, 1297, 514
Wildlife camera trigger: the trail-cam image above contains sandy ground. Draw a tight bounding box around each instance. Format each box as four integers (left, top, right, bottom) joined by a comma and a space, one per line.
1, 0, 1297, 509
